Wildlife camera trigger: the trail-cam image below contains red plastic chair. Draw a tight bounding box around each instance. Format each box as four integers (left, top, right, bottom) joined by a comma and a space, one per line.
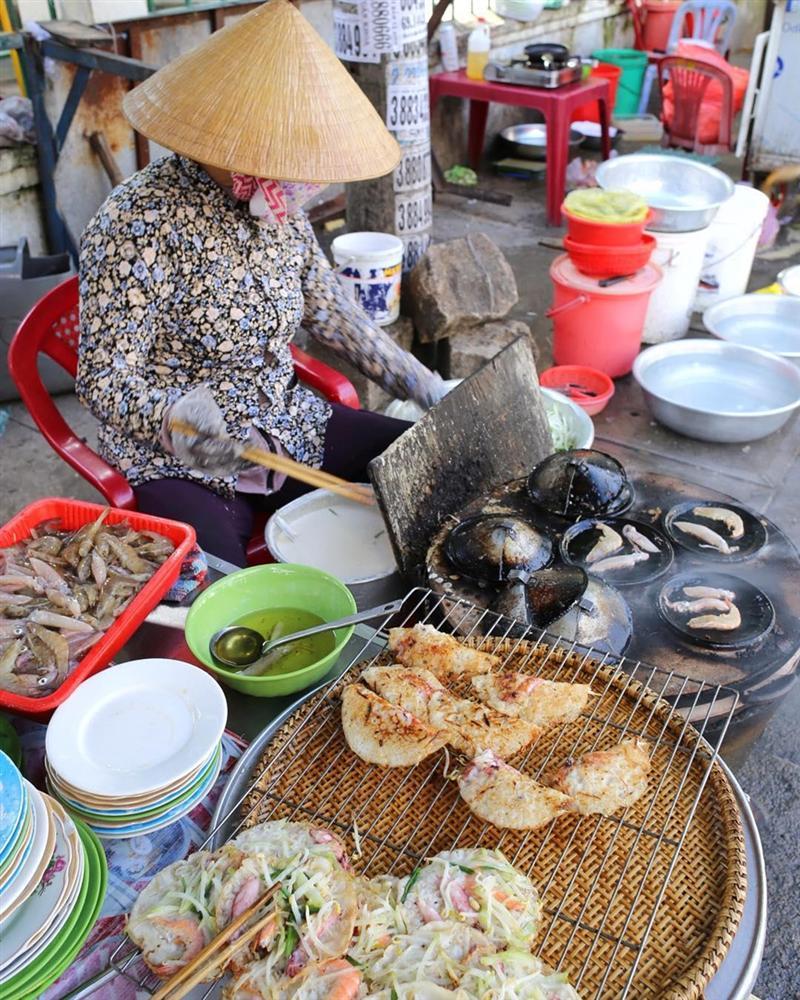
657, 54, 733, 156
8, 275, 360, 564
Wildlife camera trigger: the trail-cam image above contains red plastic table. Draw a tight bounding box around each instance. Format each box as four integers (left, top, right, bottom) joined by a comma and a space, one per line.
429, 70, 612, 226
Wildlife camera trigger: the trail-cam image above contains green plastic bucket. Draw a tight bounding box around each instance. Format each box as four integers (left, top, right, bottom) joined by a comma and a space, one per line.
591, 48, 648, 115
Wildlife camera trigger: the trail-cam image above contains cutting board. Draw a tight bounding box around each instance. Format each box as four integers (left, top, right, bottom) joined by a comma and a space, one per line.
368, 336, 553, 579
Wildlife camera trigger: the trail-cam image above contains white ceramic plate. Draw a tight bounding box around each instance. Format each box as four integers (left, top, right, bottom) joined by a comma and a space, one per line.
46, 659, 227, 797
0, 785, 55, 922
0, 802, 83, 978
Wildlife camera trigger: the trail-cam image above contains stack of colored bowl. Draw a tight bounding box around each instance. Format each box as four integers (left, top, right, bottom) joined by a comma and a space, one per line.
45, 659, 227, 840
0, 751, 107, 997
561, 189, 656, 279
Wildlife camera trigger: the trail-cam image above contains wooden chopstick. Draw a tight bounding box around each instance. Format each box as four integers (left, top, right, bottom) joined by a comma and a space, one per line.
150, 887, 278, 1000
168, 418, 375, 507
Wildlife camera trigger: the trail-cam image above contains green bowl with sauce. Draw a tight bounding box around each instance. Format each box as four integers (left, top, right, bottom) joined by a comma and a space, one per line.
184, 563, 357, 697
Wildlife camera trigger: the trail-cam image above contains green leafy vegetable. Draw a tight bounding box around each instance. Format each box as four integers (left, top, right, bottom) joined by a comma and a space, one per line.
400, 867, 421, 903
282, 925, 299, 957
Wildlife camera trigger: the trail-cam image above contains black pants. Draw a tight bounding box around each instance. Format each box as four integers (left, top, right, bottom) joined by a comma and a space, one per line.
134, 404, 411, 566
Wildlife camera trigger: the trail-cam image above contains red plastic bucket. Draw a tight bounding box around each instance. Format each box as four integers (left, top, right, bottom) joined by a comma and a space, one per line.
643, 0, 682, 52
571, 63, 621, 124
562, 206, 654, 247
548, 255, 662, 377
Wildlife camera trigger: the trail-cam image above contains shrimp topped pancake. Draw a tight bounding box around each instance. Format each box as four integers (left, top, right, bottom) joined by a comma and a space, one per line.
471, 674, 592, 729
231, 820, 350, 871
457, 750, 574, 831
341, 683, 448, 767
545, 737, 651, 816
387, 624, 500, 681
397, 848, 541, 949
360, 666, 539, 759
225, 957, 362, 1000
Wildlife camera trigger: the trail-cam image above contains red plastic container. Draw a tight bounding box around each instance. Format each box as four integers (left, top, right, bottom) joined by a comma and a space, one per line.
562, 206, 654, 247
571, 62, 621, 124
540, 365, 615, 416
564, 233, 656, 277
643, 0, 682, 52
0, 499, 195, 718
547, 255, 662, 377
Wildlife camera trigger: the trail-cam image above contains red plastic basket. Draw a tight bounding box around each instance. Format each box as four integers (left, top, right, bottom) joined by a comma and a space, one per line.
0, 499, 195, 718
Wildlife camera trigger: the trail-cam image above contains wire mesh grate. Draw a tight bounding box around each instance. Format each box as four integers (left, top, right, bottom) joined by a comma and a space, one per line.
84, 587, 741, 1000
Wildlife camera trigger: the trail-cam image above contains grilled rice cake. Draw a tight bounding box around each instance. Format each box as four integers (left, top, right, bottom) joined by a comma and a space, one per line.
341, 683, 448, 767
361, 665, 539, 759
387, 624, 500, 680
471, 674, 592, 729
458, 750, 574, 830
544, 737, 652, 816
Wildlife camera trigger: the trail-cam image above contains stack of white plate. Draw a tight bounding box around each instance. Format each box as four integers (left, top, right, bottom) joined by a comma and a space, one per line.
45, 659, 227, 840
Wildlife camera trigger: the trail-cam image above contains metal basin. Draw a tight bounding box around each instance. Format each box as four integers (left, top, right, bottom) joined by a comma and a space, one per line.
703, 294, 800, 364
500, 123, 583, 161
632, 339, 800, 442
596, 154, 734, 232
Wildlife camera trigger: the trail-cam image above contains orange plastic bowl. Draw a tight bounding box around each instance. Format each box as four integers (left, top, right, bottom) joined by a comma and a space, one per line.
564, 233, 656, 278
562, 206, 654, 247
540, 365, 616, 416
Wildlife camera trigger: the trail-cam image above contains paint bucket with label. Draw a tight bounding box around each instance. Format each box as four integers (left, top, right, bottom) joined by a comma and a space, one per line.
694, 185, 770, 310
642, 226, 709, 343
332, 232, 404, 326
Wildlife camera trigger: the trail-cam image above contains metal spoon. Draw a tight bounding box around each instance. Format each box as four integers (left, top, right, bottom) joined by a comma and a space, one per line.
209, 598, 404, 670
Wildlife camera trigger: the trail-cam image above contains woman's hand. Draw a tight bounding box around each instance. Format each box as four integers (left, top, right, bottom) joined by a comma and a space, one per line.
166, 386, 246, 477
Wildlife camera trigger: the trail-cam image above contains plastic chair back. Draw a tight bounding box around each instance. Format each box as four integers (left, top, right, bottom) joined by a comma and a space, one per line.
667, 0, 737, 55
657, 54, 734, 154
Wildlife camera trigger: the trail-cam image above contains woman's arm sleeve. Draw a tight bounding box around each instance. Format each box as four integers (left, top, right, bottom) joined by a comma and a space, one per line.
299, 218, 445, 407
75, 215, 182, 445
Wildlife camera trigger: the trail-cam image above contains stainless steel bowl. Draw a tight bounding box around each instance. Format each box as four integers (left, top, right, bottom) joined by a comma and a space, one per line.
500, 123, 583, 161
703, 294, 800, 364
595, 154, 734, 232
632, 339, 800, 442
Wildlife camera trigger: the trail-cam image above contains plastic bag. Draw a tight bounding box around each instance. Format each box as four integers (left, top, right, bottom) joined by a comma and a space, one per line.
564, 187, 649, 222
0, 96, 36, 146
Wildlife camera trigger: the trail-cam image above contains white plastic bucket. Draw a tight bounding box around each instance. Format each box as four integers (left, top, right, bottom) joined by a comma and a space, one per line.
642, 226, 709, 343
331, 232, 403, 326
694, 185, 770, 310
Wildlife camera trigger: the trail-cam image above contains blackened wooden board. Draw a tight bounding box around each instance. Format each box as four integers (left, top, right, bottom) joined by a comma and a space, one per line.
368, 336, 553, 579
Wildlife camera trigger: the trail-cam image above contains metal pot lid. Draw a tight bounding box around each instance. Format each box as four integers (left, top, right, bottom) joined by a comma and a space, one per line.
550, 254, 663, 294
527, 449, 633, 519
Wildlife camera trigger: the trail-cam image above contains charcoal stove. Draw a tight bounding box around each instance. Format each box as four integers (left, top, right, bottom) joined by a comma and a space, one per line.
426, 459, 800, 755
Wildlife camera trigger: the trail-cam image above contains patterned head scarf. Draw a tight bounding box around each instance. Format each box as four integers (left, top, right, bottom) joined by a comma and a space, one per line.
231, 174, 323, 225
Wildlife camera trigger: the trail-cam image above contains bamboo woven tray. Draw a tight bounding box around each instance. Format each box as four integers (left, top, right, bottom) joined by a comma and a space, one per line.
235, 623, 746, 1000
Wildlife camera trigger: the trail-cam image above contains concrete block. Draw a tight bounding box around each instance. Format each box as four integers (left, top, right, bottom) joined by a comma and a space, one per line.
447, 319, 538, 379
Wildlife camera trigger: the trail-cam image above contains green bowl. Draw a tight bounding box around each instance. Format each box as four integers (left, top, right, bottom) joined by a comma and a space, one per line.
185, 563, 356, 697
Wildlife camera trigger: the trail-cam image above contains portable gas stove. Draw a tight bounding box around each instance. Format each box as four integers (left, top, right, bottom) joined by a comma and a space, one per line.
485, 41, 584, 88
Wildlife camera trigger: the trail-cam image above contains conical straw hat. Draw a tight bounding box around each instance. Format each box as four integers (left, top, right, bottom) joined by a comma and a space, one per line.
123, 0, 400, 182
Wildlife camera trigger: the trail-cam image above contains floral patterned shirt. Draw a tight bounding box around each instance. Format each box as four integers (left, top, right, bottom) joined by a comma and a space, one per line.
76, 155, 441, 499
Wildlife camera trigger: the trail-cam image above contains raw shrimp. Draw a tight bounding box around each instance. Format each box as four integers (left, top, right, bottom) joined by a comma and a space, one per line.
674, 521, 738, 555
28, 610, 94, 632
26, 622, 69, 674
687, 604, 742, 631
622, 524, 660, 554
585, 522, 624, 564
693, 506, 745, 539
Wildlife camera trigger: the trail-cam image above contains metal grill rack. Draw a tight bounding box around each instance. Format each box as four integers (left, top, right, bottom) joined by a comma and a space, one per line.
70, 587, 740, 1000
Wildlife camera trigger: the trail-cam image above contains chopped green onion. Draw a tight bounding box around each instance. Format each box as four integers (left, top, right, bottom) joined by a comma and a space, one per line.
400, 867, 421, 903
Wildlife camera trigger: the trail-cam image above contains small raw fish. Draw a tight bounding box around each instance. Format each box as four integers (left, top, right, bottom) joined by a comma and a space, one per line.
688, 604, 742, 631
91, 551, 108, 587
28, 609, 95, 632
693, 506, 745, 540
27, 622, 69, 673
5, 561, 35, 579
591, 551, 650, 574
666, 598, 731, 615
78, 508, 109, 558
0, 592, 32, 606
622, 524, 659, 554
674, 521, 738, 555
0, 575, 39, 591
0, 622, 25, 639
0, 638, 24, 675
29, 557, 68, 590
66, 631, 103, 659
45, 587, 82, 617
683, 585, 736, 601
27, 535, 63, 556
585, 523, 624, 564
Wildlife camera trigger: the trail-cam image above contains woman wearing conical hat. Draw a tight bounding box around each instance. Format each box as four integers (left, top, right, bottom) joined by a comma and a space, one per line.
76, 0, 444, 565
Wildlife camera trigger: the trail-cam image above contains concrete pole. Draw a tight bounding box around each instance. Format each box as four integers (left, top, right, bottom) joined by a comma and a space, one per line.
333, 0, 432, 275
